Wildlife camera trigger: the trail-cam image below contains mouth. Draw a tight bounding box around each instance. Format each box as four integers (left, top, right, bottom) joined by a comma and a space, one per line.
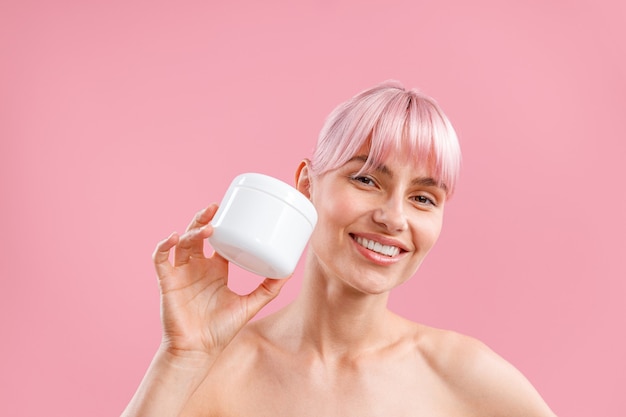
350, 234, 404, 257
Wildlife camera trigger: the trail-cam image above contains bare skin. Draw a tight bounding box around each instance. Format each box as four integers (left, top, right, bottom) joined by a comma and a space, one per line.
122, 156, 557, 417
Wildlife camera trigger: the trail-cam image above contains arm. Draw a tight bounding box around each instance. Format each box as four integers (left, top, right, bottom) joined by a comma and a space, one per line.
121, 205, 288, 417
120, 347, 216, 417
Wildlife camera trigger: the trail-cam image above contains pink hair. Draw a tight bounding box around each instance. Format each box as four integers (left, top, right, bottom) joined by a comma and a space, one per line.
310, 81, 461, 198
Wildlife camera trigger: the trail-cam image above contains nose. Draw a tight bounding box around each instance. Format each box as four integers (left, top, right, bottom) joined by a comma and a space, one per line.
372, 194, 409, 233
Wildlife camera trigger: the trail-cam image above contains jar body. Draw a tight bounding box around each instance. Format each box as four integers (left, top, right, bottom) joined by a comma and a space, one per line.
209, 173, 317, 278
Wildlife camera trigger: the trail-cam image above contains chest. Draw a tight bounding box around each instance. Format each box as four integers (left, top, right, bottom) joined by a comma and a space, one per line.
206, 356, 471, 417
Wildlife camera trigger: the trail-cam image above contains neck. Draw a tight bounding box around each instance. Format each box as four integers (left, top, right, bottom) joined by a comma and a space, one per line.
285, 254, 395, 359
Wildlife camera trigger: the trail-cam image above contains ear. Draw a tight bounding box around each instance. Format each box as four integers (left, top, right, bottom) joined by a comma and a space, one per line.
295, 159, 312, 199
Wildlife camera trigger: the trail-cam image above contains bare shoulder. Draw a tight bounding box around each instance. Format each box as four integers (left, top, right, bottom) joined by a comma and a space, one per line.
411, 323, 557, 417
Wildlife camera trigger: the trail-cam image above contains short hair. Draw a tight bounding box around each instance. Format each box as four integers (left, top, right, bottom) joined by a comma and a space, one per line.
310, 81, 461, 198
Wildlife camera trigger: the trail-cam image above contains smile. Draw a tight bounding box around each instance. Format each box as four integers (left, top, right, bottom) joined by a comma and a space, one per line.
352, 235, 401, 257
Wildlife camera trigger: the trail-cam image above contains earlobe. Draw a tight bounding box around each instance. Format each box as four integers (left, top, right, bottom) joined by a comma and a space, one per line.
295, 159, 312, 199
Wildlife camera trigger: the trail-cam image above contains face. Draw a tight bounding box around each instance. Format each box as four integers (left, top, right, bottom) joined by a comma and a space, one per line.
297, 150, 447, 295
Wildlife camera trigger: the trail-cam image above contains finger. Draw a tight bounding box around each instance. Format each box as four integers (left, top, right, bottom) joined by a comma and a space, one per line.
174, 205, 218, 265
243, 278, 290, 321
174, 224, 213, 266
208, 250, 230, 284
153, 232, 179, 275
185, 204, 219, 233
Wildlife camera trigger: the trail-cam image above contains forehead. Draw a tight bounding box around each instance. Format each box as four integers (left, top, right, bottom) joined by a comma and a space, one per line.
347, 154, 437, 180
342, 141, 448, 194
351, 142, 439, 177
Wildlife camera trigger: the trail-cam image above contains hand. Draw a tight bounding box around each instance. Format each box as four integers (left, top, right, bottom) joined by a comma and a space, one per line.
152, 204, 289, 358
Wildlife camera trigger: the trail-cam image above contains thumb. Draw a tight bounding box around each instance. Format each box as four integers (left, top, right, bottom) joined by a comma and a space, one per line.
244, 278, 290, 320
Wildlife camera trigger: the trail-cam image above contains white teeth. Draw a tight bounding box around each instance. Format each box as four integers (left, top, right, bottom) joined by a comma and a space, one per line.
354, 236, 401, 257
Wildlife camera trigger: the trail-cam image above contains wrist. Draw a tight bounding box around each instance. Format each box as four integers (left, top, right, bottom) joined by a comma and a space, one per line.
156, 343, 220, 371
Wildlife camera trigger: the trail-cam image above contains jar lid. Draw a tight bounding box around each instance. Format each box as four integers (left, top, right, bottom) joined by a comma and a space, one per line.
232, 173, 318, 226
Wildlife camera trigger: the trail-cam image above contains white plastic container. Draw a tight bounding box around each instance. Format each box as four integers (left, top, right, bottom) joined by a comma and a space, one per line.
208, 173, 318, 278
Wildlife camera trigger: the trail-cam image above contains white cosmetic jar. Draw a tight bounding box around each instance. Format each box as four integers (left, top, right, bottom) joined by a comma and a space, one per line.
208, 173, 318, 278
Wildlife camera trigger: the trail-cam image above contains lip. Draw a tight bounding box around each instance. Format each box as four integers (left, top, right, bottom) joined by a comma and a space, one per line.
349, 232, 410, 265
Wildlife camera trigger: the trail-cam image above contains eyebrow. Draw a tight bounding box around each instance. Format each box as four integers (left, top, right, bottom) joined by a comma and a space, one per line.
347, 155, 448, 192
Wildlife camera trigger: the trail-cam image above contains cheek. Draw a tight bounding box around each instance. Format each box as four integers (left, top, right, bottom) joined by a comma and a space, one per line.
427, 219, 444, 247
314, 191, 358, 229
308, 192, 362, 253
414, 216, 444, 249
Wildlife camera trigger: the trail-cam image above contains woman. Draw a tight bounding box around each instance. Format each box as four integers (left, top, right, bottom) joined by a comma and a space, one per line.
122, 81, 557, 416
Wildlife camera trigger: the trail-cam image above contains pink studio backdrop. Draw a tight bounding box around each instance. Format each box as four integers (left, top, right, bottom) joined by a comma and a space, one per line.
1, 0, 624, 416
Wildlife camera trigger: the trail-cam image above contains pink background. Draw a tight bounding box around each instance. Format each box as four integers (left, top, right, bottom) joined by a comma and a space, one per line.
1, 0, 625, 416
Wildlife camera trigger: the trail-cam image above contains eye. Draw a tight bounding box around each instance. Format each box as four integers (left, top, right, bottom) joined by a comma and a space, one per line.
414, 195, 437, 207
351, 175, 376, 187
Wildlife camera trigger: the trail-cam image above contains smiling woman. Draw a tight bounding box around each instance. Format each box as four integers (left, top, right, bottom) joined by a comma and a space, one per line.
121, 81, 557, 417
298, 149, 447, 294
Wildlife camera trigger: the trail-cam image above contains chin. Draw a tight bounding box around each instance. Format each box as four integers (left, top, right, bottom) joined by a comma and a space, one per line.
342, 270, 406, 296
